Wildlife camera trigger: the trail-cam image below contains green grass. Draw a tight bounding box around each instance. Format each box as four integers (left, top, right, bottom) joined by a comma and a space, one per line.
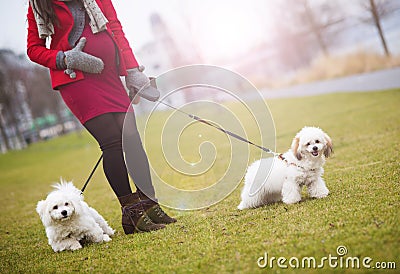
0, 90, 399, 273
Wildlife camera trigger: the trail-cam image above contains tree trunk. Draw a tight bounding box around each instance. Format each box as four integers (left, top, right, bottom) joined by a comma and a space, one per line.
9, 109, 27, 150
0, 108, 11, 151
369, 0, 390, 56
304, 0, 329, 57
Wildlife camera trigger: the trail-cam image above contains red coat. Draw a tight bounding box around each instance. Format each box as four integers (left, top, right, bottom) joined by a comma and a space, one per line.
26, 0, 139, 89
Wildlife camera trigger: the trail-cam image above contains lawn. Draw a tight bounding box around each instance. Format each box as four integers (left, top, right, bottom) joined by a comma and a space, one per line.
0, 90, 399, 273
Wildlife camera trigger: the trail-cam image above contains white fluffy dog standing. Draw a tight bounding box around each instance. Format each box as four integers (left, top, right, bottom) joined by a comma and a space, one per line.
238, 127, 333, 209
36, 181, 115, 252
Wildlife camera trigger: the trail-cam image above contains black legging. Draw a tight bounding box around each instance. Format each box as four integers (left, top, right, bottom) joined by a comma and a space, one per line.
84, 112, 155, 199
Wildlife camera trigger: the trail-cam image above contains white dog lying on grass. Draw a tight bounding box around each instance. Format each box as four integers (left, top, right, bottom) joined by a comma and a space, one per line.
238, 127, 333, 209
36, 180, 114, 252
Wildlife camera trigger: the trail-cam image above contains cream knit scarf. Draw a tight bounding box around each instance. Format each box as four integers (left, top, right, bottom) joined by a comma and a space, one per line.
30, 0, 109, 39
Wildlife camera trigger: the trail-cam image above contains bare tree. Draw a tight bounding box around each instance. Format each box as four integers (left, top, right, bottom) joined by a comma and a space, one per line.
0, 50, 28, 149
271, 21, 315, 70
271, 0, 345, 61
23, 65, 70, 136
359, 0, 400, 56
23, 65, 63, 118
0, 49, 69, 150
0, 75, 11, 151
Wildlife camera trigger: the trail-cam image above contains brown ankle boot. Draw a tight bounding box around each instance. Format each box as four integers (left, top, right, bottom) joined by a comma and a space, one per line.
118, 193, 165, 234
140, 199, 177, 225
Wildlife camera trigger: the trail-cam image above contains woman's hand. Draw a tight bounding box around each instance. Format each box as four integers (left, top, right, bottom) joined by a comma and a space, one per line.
64, 37, 104, 76
125, 66, 160, 102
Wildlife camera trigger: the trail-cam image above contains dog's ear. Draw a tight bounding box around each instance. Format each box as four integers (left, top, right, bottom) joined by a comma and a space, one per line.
291, 137, 302, 160
323, 133, 333, 158
36, 200, 46, 216
36, 200, 51, 226
69, 198, 83, 216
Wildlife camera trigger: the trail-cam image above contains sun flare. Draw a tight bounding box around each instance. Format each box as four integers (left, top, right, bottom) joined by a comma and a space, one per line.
197, 3, 265, 60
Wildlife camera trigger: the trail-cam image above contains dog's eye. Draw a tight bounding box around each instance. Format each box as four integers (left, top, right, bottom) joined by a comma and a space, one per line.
53, 205, 58, 210
315, 140, 320, 143
65, 202, 69, 206
306, 142, 310, 146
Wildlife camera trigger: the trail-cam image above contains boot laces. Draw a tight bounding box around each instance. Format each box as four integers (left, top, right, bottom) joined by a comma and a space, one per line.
123, 206, 139, 215
143, 214, 153, 225
154, 205, 166, 218
123, 206, 154, 225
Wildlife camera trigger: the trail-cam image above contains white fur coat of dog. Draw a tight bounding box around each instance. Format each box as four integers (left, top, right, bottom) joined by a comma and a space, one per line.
36, 181, 115, 252
238, 127, 333, 209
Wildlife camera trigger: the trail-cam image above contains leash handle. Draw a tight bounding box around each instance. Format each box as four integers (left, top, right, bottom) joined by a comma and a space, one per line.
81, 154, 103, 193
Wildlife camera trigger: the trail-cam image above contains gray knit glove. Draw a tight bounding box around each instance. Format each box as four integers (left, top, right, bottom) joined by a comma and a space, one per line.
126, 66, 160, 102
64, 37, 104, 78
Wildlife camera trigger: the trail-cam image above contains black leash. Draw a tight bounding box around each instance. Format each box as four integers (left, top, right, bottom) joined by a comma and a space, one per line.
80, 100, 276, 193
80, 154, 103, 193
157, 100, 277, 155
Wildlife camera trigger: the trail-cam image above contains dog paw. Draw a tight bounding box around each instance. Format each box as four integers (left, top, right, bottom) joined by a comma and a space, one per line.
309, 187, 329, 199
104, 227, 115, 236
70, 241, 82, 251
237, 202, 245, 210
313, 192, 329, 199
282, 197, 301, 204
103, 234, 112, 242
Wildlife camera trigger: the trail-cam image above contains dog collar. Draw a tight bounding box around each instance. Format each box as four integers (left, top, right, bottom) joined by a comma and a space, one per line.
278, 154, 316, 172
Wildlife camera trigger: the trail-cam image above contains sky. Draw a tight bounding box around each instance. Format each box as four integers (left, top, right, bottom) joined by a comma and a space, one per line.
0, 0, 161, 55
2, 0, 399, 62
0, 0, 272, 61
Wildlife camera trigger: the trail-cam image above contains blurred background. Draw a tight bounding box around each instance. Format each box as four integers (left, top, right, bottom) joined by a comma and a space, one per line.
0, 0, 399, 153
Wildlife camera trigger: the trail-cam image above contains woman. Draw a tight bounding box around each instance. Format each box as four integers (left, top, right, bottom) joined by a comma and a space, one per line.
27, 0, 176, 234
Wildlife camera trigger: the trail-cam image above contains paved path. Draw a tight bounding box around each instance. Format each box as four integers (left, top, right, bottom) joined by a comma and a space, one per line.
260, 67, 400, 99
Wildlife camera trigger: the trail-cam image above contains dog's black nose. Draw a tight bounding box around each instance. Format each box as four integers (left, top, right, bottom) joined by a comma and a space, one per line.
313, 146, 318, 151
61, 210, 68, 216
